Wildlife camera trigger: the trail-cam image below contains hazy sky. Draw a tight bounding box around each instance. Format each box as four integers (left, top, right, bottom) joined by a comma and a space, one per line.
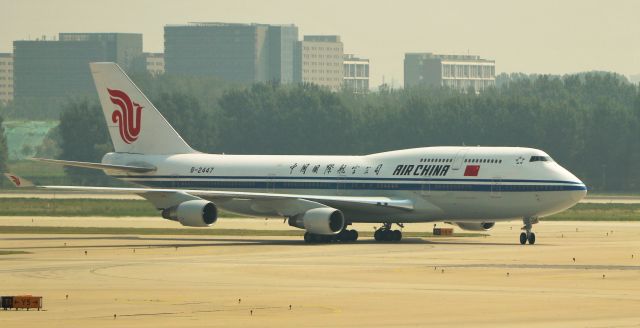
1, 0, 638, 87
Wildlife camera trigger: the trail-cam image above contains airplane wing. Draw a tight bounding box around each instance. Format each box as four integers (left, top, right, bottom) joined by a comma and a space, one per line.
38, 185, 414, 213
4, 174, 415, 217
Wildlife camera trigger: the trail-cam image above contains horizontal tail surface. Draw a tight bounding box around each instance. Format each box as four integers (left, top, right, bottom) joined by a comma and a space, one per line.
4, 173, 35, 188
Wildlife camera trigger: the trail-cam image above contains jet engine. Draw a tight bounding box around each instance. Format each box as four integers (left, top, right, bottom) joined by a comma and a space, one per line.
289, 208, 345, 235
450, 222, 495, 231
161, 200, 218, 227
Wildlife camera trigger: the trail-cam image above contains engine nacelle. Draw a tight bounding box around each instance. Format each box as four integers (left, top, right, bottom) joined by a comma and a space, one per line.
161, 200, 218, 227
289, 208, 345, 235
450, 222, 495, 231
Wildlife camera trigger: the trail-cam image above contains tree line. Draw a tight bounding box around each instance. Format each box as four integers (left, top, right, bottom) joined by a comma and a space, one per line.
19, 71, 640, 191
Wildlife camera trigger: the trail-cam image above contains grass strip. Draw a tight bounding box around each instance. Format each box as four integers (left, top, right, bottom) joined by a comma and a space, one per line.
543, 203, 640, 221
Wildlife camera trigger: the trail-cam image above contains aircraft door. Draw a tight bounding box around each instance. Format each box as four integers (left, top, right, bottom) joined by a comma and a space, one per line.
451, 149, 469, 171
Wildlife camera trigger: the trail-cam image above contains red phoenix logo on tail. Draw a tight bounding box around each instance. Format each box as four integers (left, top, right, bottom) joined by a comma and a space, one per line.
107, 89, 143, 144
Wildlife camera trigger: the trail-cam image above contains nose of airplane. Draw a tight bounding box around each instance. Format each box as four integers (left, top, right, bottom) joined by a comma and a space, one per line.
535, 163, 587, 217
554, 164, 587, 203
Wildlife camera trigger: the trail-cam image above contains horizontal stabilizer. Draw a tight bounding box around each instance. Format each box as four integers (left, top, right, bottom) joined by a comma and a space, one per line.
31, 158, 156, 173
3, 173, 35, 188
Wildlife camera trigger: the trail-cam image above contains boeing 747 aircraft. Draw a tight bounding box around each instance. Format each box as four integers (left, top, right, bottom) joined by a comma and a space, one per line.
5, 63, 587, 244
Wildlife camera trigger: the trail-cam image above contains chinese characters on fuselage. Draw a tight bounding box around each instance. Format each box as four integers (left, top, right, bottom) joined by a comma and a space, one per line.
289, 163, 384, 176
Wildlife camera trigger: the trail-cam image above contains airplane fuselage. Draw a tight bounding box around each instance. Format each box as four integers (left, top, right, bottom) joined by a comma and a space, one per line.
103, 146, 587, 224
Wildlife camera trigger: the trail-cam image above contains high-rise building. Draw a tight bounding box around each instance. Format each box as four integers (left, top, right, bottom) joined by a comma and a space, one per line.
268, 26, 298, 84
0, 53, 13, 104
343, 54, 369, 93
13, 33, 142, 102
404, 53, 495, 92
297, 35, 344, 91
164, 23, 298, 83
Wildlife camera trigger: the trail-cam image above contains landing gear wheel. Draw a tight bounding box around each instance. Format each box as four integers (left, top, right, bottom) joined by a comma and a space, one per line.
392, 230, 402, 242
374, 229, 383, 241
374, 226, 403, 242
527, 232, 536, 245
520, 217, 539, 245
337, 229, 358, 242
383, 230, 393, 242
519, 232, 527, 245
349, 230, 358, 242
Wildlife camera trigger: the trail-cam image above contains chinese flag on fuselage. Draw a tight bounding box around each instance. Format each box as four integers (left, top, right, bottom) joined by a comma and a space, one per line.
464, 165, 480, 176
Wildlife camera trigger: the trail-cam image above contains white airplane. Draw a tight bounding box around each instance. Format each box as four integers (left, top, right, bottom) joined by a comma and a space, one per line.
5, 62, 587, 244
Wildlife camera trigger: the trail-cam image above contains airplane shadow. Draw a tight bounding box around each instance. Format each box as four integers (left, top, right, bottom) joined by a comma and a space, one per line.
1, 236, 527, 249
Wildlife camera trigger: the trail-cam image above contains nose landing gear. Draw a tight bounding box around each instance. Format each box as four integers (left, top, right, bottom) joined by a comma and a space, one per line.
520, 217, 539, 245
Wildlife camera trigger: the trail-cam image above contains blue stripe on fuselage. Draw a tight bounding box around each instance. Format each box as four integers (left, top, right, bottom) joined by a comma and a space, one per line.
121, 179, 587, 192
112, 175, 584, 185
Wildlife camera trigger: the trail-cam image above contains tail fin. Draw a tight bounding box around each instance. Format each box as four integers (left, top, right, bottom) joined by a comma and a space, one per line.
90, 62, 195, 155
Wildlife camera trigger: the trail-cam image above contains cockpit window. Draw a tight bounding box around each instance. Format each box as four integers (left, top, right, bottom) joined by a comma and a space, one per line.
530, 156, 552, 162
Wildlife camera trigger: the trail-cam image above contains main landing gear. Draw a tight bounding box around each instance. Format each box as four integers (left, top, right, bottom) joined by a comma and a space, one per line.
304, 228, 358, 244
519, 217, 539, 245
374, 223, 403, 242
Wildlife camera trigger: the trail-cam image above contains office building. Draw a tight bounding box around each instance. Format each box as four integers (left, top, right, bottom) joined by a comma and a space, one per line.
0, 53, 13, 104
268, 26, 299, 83
13, 33, 142, 101
164, 22, 298, 83
404, 53, 495, 92
297, 35, 343, 91
343, 54, 369, 93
